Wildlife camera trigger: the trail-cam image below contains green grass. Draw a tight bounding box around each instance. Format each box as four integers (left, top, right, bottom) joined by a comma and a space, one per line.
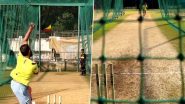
168, 19, 185, 32
149, 10, 185, 53
93, 9, 137, 41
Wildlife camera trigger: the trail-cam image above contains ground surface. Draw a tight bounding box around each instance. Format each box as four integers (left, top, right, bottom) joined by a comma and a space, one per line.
92, 10, 182, 103
0, 72, 90, 104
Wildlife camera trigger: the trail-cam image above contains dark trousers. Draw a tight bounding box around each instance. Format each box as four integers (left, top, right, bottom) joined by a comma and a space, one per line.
81, 63, 86, 75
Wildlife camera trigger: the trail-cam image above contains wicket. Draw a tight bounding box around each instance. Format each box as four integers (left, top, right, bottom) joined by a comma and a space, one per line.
47, 95, 62, 104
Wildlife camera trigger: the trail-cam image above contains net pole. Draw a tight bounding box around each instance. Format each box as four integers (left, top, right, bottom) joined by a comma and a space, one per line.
86, 6, 92, 74
91, 0, 94, 75
80, 7, 85, 49
100, 9, 106, 103
0, 6, 3, 66
0, 3, 86, 7
77, 6, 80, 72
138, 0, 145, 102
39, 5, 41, 69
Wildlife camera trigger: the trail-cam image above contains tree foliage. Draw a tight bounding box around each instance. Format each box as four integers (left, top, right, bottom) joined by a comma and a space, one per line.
41, 6, 78, 31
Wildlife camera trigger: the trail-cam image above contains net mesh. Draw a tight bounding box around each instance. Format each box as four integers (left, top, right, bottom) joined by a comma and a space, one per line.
159, 0, 185, 33
92, 0, 185, 103
0, 5, 38, 98
0, 5, 39, 81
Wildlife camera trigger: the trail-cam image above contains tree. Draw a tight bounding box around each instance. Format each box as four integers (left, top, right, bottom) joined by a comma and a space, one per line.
41, 6, 78, 31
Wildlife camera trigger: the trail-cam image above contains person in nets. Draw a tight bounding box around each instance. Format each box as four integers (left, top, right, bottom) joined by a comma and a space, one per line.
80, 49, 86, 76
10, 23, 39, 104
142, 2, 148, 16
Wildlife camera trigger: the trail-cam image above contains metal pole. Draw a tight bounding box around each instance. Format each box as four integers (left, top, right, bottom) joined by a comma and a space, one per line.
0, 7, 3, 66
77, 6, 80, 72
0, 3, 87, 7
90, 0, 94, 75
39, 6, 41, 70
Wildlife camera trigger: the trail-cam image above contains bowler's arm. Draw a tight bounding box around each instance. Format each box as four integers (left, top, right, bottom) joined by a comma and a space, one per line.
22, 23, 35, 45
